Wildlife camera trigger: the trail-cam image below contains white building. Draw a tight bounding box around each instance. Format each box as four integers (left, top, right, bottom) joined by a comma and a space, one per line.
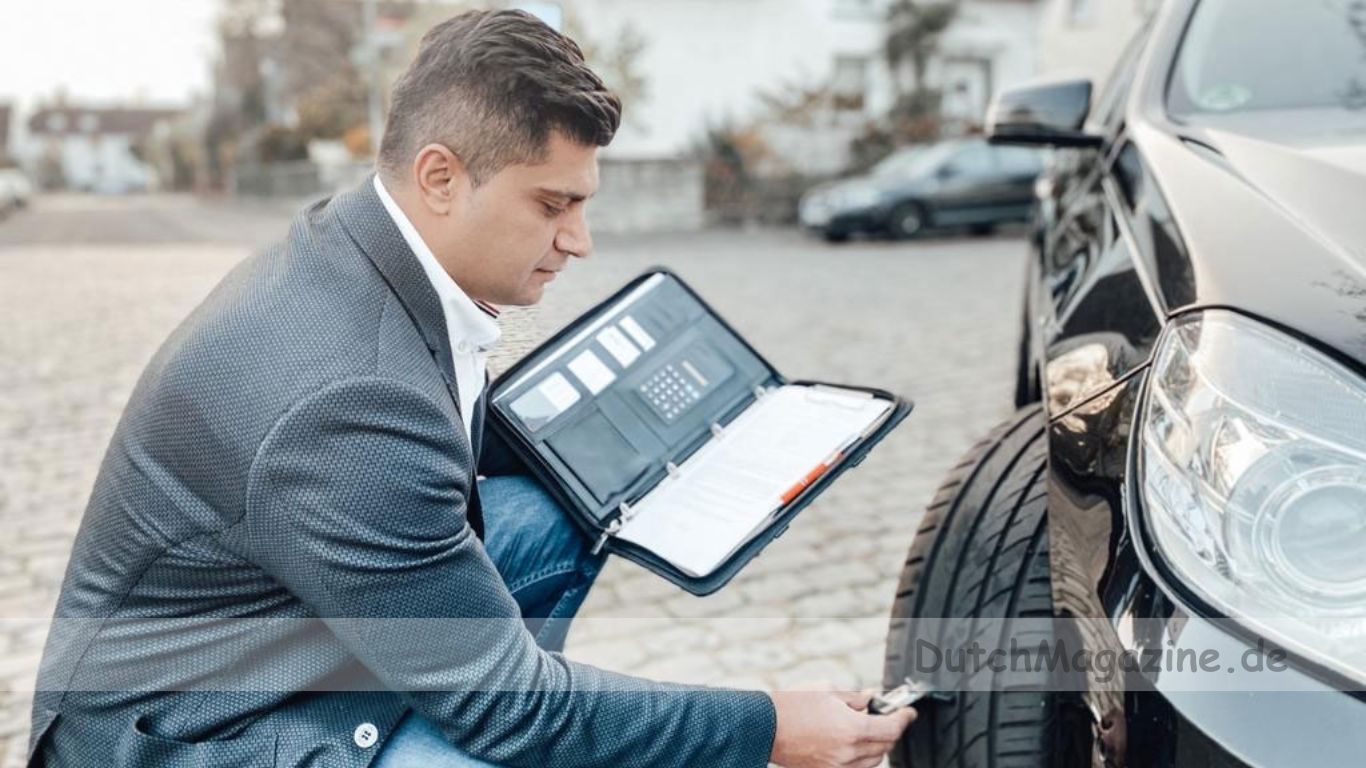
20, 106, 179, 193
935, 0, 1042, 127
1036, 0, 1160, 88
530, 0, 1044, 172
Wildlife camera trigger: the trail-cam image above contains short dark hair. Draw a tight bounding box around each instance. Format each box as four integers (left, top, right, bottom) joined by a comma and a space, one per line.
377, 9, 621, 186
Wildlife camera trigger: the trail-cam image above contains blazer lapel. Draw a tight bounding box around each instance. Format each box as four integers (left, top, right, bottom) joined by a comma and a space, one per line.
332, 175, 485, 539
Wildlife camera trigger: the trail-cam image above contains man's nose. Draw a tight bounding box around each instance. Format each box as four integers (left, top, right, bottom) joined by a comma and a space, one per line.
555, 207, 592, 259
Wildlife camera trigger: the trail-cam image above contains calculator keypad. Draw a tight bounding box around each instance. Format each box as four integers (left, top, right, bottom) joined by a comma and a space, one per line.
640, 364, 702, 423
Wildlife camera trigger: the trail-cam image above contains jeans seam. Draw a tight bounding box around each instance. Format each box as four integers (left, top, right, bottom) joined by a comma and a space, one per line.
534, 573, 594, 648
505, 564, 580, 597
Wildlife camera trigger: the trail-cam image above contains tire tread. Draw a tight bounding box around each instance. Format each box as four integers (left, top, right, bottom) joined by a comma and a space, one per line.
884, 406, 1055, 768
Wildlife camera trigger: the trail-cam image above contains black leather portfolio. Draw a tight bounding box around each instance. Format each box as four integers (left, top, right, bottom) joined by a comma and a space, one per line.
487, 269, 912, 595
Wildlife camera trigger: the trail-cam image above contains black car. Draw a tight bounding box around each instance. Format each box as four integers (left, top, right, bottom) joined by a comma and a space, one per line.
798, 137, 1042, 241
882, 1, 1366, 765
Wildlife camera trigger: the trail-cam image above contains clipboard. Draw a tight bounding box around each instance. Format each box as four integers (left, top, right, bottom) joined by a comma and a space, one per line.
487, 268, 913, 595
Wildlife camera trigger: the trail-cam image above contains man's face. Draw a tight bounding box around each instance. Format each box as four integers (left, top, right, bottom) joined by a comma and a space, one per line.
445, 131, 599, 306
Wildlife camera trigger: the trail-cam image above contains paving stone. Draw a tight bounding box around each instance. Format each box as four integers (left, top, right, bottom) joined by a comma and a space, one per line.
708, 617, 792, 643
785, 620, 872, 659
663, 587, 749, 619
636, 621, 725, 660
563, 635, 652, 672
630, 651, 731, 687
713, 641, 802, 677
769, 658, 863, 692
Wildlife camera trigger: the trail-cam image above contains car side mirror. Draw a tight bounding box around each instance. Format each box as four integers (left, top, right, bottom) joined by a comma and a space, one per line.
935, 165, 958, 180
987, 79, 1103, 149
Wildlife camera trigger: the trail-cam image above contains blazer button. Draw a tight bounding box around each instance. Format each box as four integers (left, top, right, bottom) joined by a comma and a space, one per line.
353, 722, 379, 749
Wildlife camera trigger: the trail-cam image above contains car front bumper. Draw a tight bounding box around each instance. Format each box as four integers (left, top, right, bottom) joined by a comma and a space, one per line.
799, 206, 888, 236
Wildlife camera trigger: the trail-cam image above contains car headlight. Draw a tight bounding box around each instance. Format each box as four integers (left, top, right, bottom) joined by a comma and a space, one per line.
799, 193, 832, 225
1141, 310, 1366, 682
832, 185, 881, 210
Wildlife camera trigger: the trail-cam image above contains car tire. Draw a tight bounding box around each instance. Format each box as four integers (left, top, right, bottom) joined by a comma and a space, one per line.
969, 223, 998, 237
888, 202, 927, 240
884, 405, 1074, 768
823, 230, 851, 244
1014, 308, 1041, 408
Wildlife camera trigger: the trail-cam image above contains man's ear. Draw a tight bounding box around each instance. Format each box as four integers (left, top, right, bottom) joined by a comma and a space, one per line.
411, 143, 470, 215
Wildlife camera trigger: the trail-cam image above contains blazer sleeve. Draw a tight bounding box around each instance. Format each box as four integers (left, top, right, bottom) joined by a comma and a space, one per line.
244, 376, 775, 767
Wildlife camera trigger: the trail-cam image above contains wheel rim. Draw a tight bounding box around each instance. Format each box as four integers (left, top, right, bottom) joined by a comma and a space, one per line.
898, 209, 922, 236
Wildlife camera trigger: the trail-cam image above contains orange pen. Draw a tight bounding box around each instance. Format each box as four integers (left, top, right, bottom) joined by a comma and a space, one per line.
779, 451, 844, 505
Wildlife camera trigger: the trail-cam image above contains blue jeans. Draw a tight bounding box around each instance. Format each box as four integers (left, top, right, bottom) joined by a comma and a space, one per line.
373, 474, 604, 768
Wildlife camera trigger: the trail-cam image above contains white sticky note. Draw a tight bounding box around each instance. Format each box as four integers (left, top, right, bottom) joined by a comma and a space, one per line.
541, 372, 581, 410
568, 349, 616, 394
620, 315, 656, 351
597, 326, 641, 367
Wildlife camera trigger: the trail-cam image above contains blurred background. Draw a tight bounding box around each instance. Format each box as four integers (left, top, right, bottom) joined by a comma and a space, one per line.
0, 0, 1158, 226
0, 2, 1157, 765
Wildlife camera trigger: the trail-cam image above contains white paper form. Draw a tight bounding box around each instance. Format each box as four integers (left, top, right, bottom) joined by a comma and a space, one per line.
616, 385, 892, 577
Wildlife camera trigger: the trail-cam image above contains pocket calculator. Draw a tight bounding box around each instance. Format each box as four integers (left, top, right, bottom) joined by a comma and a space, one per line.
639, 361, 705, 423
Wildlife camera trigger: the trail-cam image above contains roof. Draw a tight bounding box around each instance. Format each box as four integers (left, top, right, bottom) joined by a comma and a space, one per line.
27, 106, 182, 137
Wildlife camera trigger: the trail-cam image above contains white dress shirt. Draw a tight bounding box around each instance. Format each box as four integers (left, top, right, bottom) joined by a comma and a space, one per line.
373, 176, 500, 440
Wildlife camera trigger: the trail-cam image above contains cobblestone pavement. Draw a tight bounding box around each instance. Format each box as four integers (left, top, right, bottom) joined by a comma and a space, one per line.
0, 194, 1023, 766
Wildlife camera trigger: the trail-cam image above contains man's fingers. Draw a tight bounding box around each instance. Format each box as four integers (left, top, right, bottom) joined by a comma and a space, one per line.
835, 689, 874, 711
862, 705, 918, 742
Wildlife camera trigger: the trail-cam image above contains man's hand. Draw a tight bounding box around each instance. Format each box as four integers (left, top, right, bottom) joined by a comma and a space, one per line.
768, 689, 918, 768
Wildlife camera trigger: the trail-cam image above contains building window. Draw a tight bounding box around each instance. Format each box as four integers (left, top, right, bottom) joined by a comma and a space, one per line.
831, 55, 869, 111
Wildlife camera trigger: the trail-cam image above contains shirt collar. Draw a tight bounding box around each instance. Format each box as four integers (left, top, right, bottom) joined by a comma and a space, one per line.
373, 176, 500, 351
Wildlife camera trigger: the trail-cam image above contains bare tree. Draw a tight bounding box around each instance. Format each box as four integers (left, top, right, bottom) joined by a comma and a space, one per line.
884, 0, 960, 100
846, 0, 959, 168
562, 10, 650, 130
280, 0, 423, 144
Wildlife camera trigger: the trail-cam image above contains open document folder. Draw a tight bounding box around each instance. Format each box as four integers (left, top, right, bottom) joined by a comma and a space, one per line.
616, 385, 891, 576
488, 270, 911, 594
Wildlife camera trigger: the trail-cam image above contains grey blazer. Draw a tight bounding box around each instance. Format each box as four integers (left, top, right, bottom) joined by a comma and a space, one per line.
29, 177, 776, 767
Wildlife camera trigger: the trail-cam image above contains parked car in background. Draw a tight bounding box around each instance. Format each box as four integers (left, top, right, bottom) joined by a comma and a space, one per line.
0, 168, 33, 216
798, 137, 1043, 242
883, 0, 1366, 766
